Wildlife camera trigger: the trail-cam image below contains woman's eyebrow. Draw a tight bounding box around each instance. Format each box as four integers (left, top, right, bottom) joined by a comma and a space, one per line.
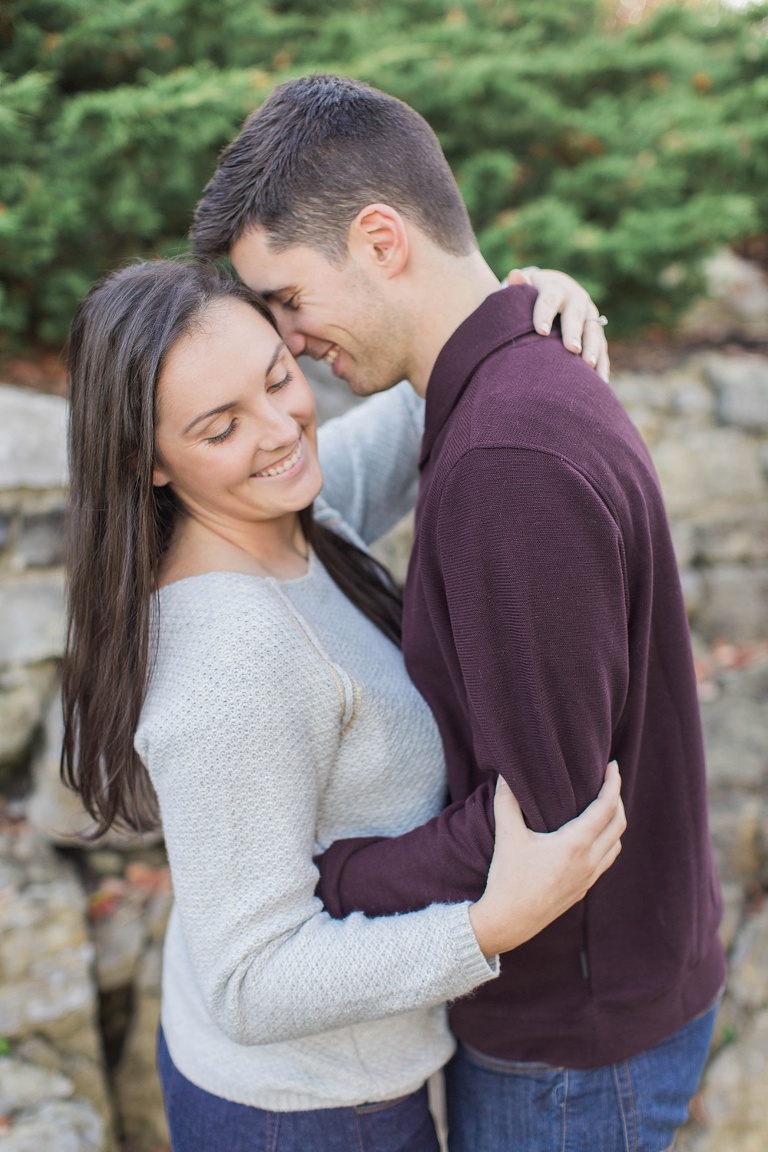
182, 401, 236, 435
264, 339, 286, 377
181, 340, 286, 434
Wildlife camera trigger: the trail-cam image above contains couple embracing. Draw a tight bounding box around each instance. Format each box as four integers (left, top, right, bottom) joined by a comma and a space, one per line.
62, 75, 724, 1152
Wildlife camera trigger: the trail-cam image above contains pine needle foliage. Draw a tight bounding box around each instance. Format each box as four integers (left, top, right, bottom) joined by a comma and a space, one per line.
1, 0, 767, 343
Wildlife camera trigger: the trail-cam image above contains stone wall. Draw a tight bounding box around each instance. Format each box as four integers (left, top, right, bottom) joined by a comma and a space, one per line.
613, 352, 768, 644
0, 387, 67, 780
0, 809, 116, 1151
0, 313, 767, 1147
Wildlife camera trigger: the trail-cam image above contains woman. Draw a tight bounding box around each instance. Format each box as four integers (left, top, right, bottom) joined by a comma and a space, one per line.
61, 260, 624, 1152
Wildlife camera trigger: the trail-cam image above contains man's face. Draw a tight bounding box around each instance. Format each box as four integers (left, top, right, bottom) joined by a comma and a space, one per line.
230, 227, 408, 398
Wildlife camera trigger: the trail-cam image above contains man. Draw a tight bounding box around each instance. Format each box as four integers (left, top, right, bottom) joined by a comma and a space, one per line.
191, 75, 724, 1151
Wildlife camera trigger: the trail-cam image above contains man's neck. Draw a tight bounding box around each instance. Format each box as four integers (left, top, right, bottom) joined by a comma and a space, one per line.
402, 250, 502, 398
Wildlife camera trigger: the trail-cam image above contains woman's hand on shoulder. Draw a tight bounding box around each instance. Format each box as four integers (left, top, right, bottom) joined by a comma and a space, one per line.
469, 760, 625, 958
506, 267, 610, 383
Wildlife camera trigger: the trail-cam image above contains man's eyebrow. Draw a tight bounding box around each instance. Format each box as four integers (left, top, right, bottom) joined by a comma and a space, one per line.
260, 285, 294, 302
181, 340, 286, 435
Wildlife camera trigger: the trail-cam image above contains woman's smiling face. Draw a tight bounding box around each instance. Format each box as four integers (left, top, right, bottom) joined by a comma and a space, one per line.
152, 298, 323, 534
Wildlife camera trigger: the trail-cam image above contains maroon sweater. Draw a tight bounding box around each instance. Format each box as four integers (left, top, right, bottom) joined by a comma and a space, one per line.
316, 286, 725, 1068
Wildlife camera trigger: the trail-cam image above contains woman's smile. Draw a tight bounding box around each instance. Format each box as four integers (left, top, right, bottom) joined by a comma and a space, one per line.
252, 436, 304, 479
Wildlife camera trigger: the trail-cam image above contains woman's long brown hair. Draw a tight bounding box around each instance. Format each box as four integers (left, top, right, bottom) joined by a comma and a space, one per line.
61, 260, 402, 837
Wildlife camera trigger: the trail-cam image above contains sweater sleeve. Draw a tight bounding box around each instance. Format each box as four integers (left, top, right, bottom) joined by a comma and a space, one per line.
317, 382, 424, 544
137, 582, 494, 1047
315, 449, 629, 917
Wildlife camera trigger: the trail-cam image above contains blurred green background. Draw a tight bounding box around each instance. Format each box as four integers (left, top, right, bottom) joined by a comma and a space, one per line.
1, 0, 767, 345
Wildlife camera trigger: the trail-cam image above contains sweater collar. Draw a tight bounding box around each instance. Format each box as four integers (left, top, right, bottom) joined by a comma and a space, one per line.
419, 284, 538, 467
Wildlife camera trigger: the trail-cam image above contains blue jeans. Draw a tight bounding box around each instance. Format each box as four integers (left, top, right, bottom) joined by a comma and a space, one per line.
444, 1004, 718, 1152
157, 1027, 439, 1152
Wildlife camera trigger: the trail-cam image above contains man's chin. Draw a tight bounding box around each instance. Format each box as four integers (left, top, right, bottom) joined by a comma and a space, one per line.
345, 378, 371, 397
345, 374, 401, 399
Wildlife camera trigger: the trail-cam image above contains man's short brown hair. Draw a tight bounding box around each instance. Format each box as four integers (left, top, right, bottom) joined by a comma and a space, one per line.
191, 74, 476, 263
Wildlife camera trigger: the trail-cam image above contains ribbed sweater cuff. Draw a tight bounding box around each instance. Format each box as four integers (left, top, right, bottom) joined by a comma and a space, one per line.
448, 901, 500, 990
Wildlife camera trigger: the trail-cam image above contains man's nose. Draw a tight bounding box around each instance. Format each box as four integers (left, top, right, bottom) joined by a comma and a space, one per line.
274, 312, 306, 358
284, 330, 306, 358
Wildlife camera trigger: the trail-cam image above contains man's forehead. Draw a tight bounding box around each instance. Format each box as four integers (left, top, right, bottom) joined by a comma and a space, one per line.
229, 229, 287, 291
230, 228, 337, 296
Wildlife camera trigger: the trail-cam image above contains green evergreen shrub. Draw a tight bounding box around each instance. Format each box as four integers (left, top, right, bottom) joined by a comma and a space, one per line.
1, 0, 766, 344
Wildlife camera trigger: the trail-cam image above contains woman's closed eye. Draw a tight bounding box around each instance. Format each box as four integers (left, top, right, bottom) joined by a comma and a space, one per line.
268, 370, 293, 395
206, 419, 237, 445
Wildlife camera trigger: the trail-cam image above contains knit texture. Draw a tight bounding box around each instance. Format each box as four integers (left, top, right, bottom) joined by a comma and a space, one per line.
134, 382, 496, 1112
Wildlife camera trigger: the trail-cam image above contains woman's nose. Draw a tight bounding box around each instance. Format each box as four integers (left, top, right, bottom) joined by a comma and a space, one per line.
259, 402, 299, 450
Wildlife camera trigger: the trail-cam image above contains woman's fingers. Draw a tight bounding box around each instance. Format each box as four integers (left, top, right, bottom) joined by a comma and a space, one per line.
495, 762, 624, 858
592, 798, 626, 872
550, 761, 625, 880
535, 280, 610, 383
590, 831, 624, 889
543, 289, 585, 350
562, 760, 622, 841
496, 765, 625, 894
494, 772, 519, 807
596, 791, 626, 857
471, 764, 625, 957
495, 773, 515, 798
531, 283, 572, 340
591, 762, 626, 856
593, 759, 623, 831
492, 775, 527, 839
505, 268, 530, 286
582, 317, 611, 382
506, 266, 611, 383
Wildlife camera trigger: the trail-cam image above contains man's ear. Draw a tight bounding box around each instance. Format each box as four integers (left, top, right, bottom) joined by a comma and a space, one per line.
349, 203, 409, 277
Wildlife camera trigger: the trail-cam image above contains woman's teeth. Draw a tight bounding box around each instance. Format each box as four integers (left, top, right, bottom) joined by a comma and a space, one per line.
322, 346, 339, 366
255, 441, 302, 478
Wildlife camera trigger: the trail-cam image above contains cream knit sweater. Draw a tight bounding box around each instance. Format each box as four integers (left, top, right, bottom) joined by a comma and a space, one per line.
134, 383, 497, 1112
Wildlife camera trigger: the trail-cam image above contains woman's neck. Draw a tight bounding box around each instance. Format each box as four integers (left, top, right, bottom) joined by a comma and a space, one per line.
158, 510, 309, 587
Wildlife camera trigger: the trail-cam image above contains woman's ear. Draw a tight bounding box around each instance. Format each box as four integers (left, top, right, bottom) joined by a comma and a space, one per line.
349, 203, 409, 278
152, 463, 170, 487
